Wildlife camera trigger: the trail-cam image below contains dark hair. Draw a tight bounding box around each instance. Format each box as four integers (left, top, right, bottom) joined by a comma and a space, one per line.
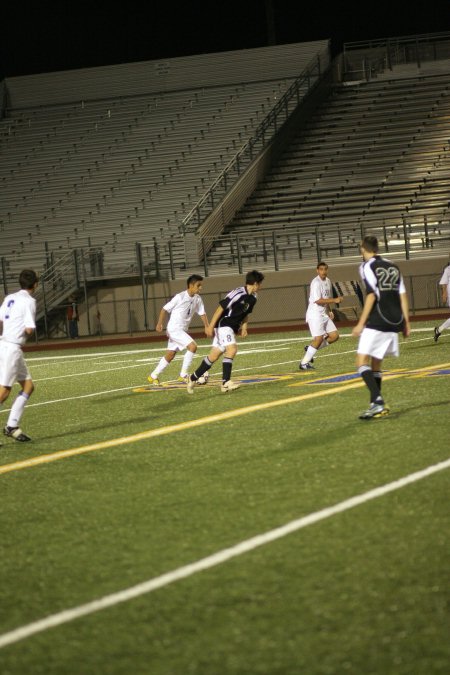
317, 261, 328, 268
187, 274, 203, 286
19, 269, 39, 289
361, 235, 379, 253
245, 270, 265, 285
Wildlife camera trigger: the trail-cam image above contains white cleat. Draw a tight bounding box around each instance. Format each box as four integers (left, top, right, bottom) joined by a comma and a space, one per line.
187, 377, 196, 394
221, 380, 240, 393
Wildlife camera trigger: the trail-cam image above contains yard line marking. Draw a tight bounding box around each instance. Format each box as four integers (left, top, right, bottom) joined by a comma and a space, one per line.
2, 362, 448, 476
0, 456, 448, 650
0, 380, 368, 474
23, 327, 437, 366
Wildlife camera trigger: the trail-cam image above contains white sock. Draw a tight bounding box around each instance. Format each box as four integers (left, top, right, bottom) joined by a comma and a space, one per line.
438, 318, 450, 332
152, 357, 170, 378
301, 346, 317, 365
7, 391, 29, 428
180, 350, 195, 377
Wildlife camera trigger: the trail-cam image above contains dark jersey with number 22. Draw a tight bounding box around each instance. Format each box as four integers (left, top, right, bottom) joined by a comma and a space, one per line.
218, 286, 258, 333
359, 255, 406, 332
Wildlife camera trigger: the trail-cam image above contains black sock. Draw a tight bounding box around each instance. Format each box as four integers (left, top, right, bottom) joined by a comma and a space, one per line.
222, 358, 233, 383
358, 366, 383, 404
373, 371, 382, 393
191, 357, 212, 381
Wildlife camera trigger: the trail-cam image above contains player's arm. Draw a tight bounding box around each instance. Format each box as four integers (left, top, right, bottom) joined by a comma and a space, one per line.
315, 295, 343, 308
155, 308, 168, 332
205, 305, 223, 337
23, 304, 36, 338
440, 283, 448, 305
400, 292, 411, 337
199, 313, 210, 335
240, 320, 249, 338
352, 292, 376, 337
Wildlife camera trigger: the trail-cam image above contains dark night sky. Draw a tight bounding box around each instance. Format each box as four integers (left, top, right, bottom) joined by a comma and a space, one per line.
1, 0, 449, 78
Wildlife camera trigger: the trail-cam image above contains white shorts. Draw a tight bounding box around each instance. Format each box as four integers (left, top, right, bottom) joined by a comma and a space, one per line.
306, 312, 337, 338
0, 341, 32, 387
357, 328, 399, 359
212, 326, 236, 352
166, 329, 195, 352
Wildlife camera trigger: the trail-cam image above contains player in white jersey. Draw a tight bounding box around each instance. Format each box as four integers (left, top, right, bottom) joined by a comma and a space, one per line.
0, 269, 39, 443
433, 263, 450, 341
299, 262, 343, 370
148, 275, 209, 385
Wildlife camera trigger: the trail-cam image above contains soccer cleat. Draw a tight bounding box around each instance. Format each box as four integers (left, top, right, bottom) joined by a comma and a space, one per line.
187, 376, 197, 394
147, 376, 160, 386
3, 426, 32, 442
358, 403, 390, 420
221, 380, 240, 393
299, 362, 315, 371
177, 376, 188, 383
304, 345, 314, 364
433, 327, 441, 342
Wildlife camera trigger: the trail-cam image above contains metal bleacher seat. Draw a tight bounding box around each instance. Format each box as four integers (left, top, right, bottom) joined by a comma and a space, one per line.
0, 78, 296, 277
225, 72, 450, 261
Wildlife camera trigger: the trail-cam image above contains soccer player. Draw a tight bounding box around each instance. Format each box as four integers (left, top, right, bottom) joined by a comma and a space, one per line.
187, 269, 264, 393
148, 274, 209, 385
299, 262, 342, 370
0, 269, 39, 443
433, 262, 450, 341
352, 235, 410, 420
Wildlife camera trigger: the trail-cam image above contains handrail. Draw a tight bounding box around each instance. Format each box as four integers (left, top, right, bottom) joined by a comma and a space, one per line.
343, 31, 450, 81
179, 52, 326, 235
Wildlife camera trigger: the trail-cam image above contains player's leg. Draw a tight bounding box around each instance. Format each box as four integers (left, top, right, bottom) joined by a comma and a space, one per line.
4, 377, 34, 442
300, 317, 325, 369
187, 345, 222, 393
221, 341, 239, 391
326, 329, 339, 345
356, 329, 395, 419
434, 316, 450, 341
179, 341, 197, 380
0, 385, 11, 446
149, 348, 176, 384
371, 356, 383, 394
0, 342, 13, 446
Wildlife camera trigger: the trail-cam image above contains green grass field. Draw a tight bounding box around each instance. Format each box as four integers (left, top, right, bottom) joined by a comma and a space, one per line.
0, 321, 449, 674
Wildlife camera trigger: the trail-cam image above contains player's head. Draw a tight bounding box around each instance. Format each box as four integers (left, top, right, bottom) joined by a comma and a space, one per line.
245, 270, 264, 292
316, 261, 328, 279
186, 274, 203, 295
360, 235, 379, 259
19, 269, 39, 290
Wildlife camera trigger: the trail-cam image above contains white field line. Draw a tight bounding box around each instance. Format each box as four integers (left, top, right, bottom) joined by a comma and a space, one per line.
0, 335, 441, 415
0, 457, 448, 650
25, 336, 316, 363
25, 326, 438, 364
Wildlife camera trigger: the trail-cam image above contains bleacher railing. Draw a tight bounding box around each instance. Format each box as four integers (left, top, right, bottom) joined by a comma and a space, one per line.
342, 31, 450, 81
179, 54, 325, 237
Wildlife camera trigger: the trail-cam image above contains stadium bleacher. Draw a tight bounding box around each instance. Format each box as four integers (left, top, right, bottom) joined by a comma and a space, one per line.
1, 34, 450, 299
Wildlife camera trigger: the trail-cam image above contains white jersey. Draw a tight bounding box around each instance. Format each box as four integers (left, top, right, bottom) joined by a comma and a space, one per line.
164, 290, 205, 332
306, 275, 333, 319
439, 265, 450, 307
0, 289, 36, 345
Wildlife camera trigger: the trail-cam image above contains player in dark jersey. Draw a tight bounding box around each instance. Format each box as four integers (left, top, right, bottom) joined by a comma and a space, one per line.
187, 270, 264, 393
352, 235, 410, 419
